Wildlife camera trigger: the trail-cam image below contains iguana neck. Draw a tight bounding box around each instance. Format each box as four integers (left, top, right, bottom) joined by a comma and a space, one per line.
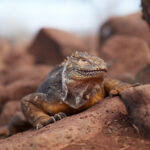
61, 64, 100, 109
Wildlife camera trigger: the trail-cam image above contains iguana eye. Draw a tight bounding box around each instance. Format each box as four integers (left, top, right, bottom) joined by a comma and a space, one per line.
78, 58, 89, 65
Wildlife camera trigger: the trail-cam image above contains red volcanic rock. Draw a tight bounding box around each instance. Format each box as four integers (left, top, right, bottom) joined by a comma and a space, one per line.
0, 65, 51, 111
99, 13, 150, 47
100, 35, 150, 81
0, 79, 39, 103
0, 40, 12, 77
121, 84, 150, 138
0, 101, 20, 126
4, 44, 34, 68
28, 28, 86, 65
2, 65, 51, 85
0, 40, 11, 57
135, 63, 150, 84
0, 97, 129, 150
0, 40, 11, 61
0, 97, 149, 150
0, 43, 35, 85
142, 0, 150, 26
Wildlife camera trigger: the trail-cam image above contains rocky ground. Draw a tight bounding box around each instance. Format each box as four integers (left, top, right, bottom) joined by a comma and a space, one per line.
0, 12, 150, 150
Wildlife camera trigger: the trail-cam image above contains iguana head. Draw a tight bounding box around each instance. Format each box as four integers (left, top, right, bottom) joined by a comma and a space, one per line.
61, 51, 107, 109
62, 51, 107, 81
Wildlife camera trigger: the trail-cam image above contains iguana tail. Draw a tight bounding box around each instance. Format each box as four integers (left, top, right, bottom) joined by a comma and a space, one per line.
0, 112, 31, 139
0, 126, 9, 139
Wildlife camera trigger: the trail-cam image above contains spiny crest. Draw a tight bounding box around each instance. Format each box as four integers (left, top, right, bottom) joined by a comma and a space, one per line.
61, 51, 91, 66
70, 51, 89, 58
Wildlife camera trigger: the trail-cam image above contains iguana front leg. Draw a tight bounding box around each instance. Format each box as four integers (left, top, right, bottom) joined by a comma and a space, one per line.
21, 93, 68, 129
104, 78, 137, 96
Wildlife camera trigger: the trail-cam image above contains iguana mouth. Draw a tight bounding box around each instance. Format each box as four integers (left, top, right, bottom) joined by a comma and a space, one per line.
76, 68, 107, 76
77, 68, 107, 72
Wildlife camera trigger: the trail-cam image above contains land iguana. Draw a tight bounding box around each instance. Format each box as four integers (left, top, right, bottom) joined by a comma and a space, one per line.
0, 51, 134, 137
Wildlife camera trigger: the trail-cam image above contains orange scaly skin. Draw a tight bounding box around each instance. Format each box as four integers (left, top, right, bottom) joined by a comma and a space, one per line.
0, 51, 133, 137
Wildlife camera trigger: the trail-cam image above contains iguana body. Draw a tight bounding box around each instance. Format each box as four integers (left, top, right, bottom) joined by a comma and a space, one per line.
0, 51, 132, 136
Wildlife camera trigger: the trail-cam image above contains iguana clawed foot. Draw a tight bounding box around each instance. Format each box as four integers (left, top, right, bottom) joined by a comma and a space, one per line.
109, 82, 140, 97
53, 112, 67, 121
36, 112, 67, 130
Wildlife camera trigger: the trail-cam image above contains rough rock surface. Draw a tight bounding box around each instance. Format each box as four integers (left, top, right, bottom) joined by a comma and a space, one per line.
0, 97, 150, 150
121, 84, 150, 138
100, 35, 150, 81
0, 97, 127, 150
28, 28, 86, 65
99, 13, 150, 47
135, 63, 150, 84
